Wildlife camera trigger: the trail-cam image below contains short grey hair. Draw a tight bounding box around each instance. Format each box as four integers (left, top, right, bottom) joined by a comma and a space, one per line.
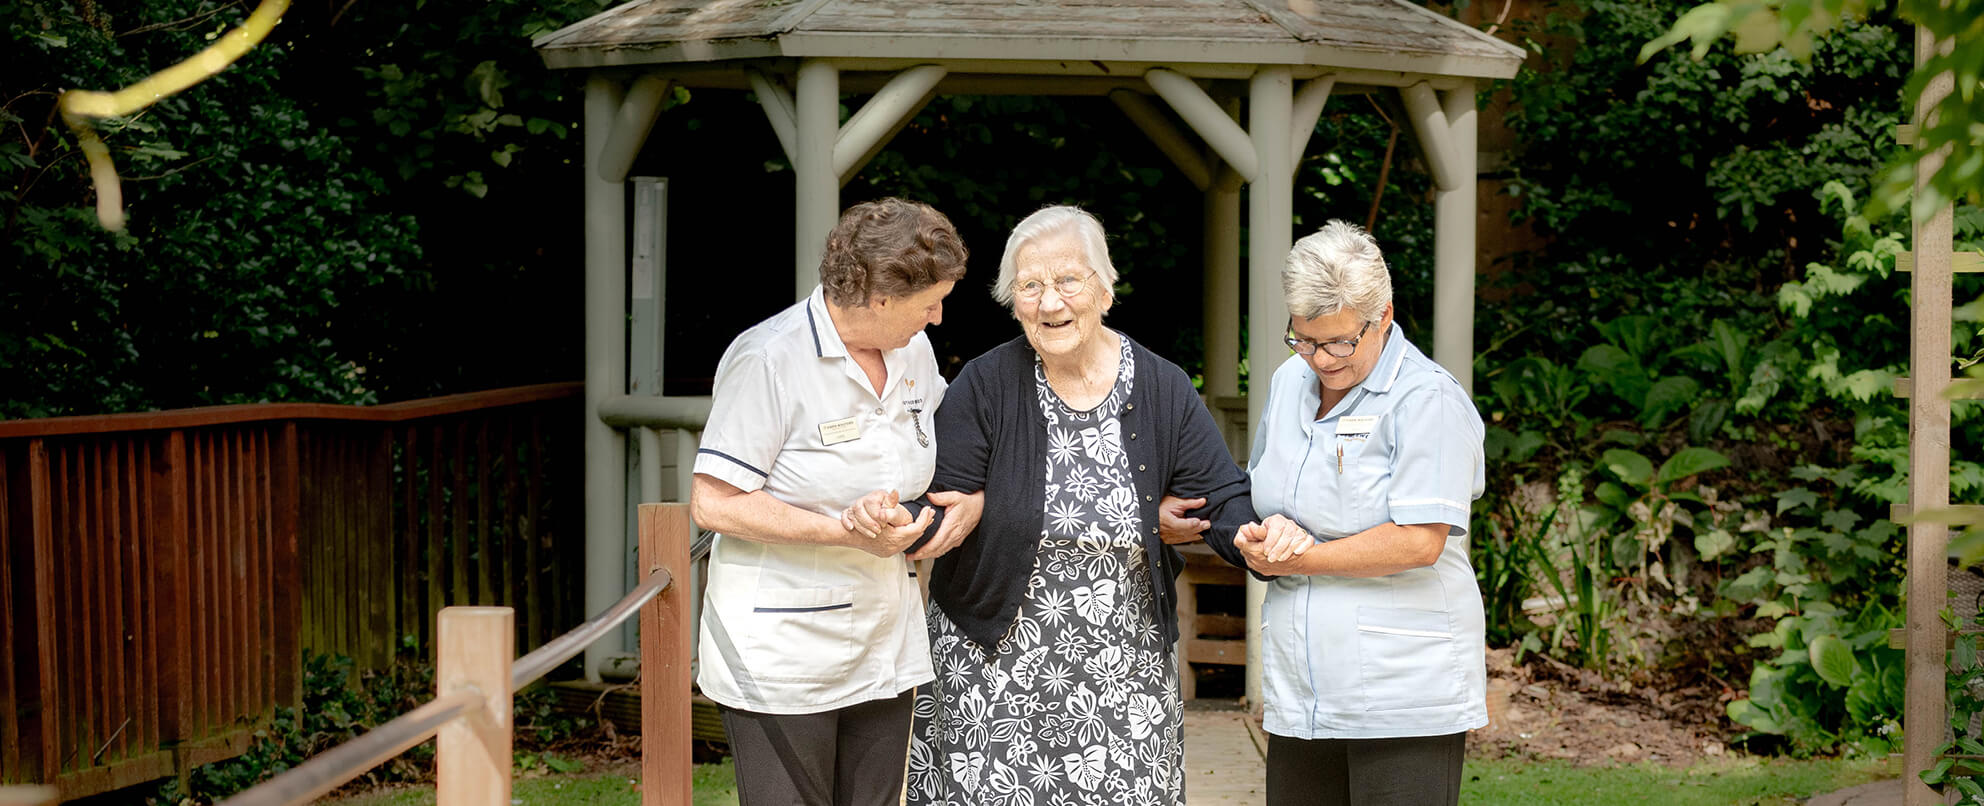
1283, 220, 1392, 322
992, 205, 1119, 309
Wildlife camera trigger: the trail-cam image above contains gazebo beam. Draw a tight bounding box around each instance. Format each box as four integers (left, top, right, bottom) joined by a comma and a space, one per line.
795, 59, 839, 300
1400, 81, 1461, 192
746, 67, 798, 162
1289, 75, 1335, 168
1108, 89, 1213, 192
835, 65, 947, 181
596, 75, 674, 184
1146, 68, 1259, 183
1245, 65, 1294, 711
582, 75, 631, 680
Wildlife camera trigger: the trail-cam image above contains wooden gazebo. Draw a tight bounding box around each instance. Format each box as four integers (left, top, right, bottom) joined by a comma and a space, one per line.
532, 0, 1524, 702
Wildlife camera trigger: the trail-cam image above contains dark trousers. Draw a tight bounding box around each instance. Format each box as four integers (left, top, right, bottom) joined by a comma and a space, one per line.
719, 690, 915, 806
1265, 731, 1467, 806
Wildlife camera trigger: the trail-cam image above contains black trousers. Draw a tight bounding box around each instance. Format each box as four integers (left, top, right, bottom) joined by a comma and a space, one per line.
719, 690, 915, 806
1265, 731, 1467, 806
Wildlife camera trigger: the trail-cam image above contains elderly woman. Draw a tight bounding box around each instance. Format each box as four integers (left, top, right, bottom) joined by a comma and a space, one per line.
902, 205, 1255, 806
690, 198, 977, 806
1233, 220, 1487, 806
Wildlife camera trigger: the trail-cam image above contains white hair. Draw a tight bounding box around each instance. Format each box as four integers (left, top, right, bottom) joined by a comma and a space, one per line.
1283, 220, 1392, 322
991, 205, 1118, 308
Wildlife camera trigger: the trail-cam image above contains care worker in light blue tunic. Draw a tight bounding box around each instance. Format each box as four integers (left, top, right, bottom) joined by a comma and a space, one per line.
1234, 220, 1487, 806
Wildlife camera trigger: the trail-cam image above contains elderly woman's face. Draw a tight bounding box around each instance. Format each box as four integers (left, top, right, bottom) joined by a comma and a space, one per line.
1291, 304, 1392, 396
1011, 236, 1108, 361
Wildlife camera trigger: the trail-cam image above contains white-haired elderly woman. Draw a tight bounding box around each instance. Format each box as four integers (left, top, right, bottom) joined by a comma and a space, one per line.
899, 205, 1256, 806
1233, 220, 1487, 806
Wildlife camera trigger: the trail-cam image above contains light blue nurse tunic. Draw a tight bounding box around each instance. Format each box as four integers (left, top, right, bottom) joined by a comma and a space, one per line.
1247, 322, 1488, 740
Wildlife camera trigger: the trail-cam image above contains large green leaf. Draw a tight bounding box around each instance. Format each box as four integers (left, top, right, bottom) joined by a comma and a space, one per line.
1808, 634, 1857, 688
1601, 448, 1655, 488
1656, 446, 1731, 486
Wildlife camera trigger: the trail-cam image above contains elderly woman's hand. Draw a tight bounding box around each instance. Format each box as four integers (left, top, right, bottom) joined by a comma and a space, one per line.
1157, 496, 1210, 544
1236, 515, 1316, 575
907, 490, 983, 561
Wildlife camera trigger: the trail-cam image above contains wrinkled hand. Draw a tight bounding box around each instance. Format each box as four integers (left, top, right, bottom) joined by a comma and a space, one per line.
1235, 514, 1314, 575
1157, 496, 1210, 545
839, 489, 932, 557
908, 490, 983, 561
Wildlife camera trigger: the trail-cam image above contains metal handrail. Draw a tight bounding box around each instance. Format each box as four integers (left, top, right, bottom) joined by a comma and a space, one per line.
218, 565, 677, 806
217, 690, 481, 806
511, 567, 671, 690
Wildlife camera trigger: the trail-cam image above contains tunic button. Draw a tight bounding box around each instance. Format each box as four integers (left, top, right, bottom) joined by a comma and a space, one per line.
1151, 527, 1159, 535
1130, 432, 1137, 439
874, 407, 884, 416
1145, 495, 1153, 501
1137, 464, 1146, 471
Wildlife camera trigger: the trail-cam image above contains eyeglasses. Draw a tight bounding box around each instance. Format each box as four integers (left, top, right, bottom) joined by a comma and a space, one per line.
1285, 321, 1373, 358
1012, 273, 1092, 301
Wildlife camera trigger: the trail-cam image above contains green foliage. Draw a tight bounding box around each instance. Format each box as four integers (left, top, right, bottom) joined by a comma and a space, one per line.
142, 652, 596, 804
1643, 0, 1984, 222
4, 0, 423, 416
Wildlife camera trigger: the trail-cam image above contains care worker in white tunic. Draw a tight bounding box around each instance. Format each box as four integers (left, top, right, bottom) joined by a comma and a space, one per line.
1235, 220, 1487, 806
690, 199, 978, 806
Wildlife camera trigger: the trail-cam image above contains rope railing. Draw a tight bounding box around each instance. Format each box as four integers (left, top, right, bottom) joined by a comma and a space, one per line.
215, 502, 696, 806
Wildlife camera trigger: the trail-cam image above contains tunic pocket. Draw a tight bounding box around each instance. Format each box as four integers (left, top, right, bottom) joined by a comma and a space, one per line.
748, 586, 860, 683
1353, 605, 1465, 711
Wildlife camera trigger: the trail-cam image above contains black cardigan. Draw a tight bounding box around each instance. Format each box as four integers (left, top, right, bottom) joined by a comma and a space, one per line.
924, 334, 1256, 653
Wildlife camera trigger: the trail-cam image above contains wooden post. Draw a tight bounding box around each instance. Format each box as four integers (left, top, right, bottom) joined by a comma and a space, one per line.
1902, 25, 1955, 806
640, 503, 692, 806
437, 607, 513, 806
0, 785, 56, 806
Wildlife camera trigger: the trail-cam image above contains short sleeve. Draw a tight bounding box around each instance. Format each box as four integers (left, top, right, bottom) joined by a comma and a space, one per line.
693, 349, 787, 493
1386, 387, 1485, 535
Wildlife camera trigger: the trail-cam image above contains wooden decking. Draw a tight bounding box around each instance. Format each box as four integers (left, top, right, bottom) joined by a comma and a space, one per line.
1182, 702, 1268, 804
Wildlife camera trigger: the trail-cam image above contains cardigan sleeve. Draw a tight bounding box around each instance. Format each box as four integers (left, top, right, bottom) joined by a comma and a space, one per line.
930, 354, 994, 494
1157, 360, 1266, 579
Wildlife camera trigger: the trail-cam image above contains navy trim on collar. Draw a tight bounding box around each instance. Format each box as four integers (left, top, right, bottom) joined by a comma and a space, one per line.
805, 304, 823, 358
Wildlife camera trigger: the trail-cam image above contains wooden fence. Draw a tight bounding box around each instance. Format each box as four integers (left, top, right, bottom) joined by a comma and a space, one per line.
0, 384, 584, 799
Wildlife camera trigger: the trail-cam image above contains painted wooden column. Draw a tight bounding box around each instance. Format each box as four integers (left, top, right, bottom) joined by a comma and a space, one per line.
582, 74, 629, 681
1433, 84, 1479, 393
1244, 65, 1293, 711
1204, 99, 1245, 403
795, 59, 839, 300
1902, 26, 1955, 806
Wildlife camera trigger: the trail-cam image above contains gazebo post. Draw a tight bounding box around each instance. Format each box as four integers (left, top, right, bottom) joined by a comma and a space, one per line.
1206, 98, 1245, 406
795, 59, 839, 300
582, 74, 630, 680
1245, 65, 1293, 711
1434, 85, 1478, 393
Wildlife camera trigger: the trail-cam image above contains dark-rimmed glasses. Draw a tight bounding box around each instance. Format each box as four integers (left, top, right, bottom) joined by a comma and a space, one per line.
1285, 321, 1373, 358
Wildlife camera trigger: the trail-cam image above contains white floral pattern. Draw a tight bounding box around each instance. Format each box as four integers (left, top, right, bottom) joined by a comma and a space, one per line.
909, 336, 1183, 806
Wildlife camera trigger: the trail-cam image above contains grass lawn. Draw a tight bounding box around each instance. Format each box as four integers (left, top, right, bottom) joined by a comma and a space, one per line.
1459, 756, 1893, 805
324, 754, 1889, 805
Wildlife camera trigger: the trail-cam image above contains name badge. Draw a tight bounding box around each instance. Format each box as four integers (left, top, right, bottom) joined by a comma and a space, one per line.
819, 416, 861, 445
1336, 415, 1380, 436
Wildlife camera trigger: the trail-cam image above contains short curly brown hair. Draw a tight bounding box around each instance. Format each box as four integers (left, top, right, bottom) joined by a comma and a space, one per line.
819, 198, 968, 307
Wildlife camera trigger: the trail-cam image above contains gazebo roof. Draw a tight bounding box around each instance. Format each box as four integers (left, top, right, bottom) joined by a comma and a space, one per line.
534, 0, 1524, 83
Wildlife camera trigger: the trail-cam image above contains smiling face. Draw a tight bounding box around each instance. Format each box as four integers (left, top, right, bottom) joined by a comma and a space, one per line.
864, 280, 955, 350
1011, 235, 1110, 362
1291, 303, 1392, 398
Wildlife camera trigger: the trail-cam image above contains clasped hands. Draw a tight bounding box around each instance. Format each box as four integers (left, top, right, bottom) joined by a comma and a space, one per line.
839, 488, 984, 561
1233, 513, 1315, 575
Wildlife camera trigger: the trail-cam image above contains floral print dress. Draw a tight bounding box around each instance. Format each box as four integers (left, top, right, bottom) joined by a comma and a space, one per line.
907, 336, 1184, 806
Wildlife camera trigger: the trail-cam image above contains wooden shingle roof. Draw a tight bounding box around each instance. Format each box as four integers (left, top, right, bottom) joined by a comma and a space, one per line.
534, 0, 1525, 82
